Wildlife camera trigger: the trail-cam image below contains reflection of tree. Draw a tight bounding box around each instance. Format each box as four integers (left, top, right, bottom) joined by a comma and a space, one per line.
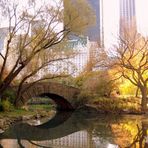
27, 140, 52, 148
17, 139, 25, 148
110, 120, 140, 147
126, 123, 148, 148
16, 138, 52, 148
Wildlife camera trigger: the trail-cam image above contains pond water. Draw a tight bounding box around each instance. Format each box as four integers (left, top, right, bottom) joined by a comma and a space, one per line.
0, 110, 148, 148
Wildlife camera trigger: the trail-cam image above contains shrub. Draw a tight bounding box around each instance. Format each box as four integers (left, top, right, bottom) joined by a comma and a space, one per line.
3, 89, 16, 104
73, 91, 92, 107
74, 71, 119, 97
92, 97, 141, 113
0, 99, 12, 112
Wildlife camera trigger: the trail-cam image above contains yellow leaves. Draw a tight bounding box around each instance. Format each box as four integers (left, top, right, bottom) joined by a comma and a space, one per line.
119, 78, 137, 95
112, 33, 148, 89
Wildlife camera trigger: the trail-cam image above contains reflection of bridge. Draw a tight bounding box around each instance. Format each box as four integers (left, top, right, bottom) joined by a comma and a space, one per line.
0, 111, 94, 141
0, 110, 121, 148
0, 111, 88, 141
0, 110, 98, 147
14, 82, 80, 110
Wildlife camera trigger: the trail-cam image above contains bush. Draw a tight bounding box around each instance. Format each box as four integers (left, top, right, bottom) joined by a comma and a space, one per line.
3, 89, 16, 104
74, 71, 118, 97
92, 97, 141, 113
72, 91, 92, 107
0, 99, 13, 112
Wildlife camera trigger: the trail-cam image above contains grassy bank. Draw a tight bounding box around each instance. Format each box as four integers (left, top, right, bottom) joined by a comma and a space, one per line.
0, 104, 56, 130
0, 104, 55, 118
89, 97, 141, 114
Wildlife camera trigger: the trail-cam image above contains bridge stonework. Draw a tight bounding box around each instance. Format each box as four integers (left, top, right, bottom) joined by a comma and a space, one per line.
17, 82, 80, 110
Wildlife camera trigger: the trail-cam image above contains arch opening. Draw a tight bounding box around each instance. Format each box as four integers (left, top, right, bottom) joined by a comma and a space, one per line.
28, 93, 74, 111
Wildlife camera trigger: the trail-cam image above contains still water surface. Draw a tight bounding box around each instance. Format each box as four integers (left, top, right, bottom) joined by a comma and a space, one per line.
0, 110, 148, 148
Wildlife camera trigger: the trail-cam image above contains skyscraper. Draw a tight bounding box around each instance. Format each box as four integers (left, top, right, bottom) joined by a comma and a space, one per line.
87, 0, 104, 47
120, 0, 137, 35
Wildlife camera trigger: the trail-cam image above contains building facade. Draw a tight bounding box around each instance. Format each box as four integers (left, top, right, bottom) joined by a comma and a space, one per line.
47, 36, 91, 76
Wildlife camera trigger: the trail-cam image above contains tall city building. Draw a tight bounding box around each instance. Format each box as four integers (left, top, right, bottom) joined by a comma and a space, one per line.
87, 0, 104, 47
120, 0, 137, 36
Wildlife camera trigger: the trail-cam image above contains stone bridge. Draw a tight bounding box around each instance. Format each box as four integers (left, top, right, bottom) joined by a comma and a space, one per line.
15, 82, 80, 111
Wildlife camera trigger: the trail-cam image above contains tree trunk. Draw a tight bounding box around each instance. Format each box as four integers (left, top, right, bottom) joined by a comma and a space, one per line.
14, 92, 22, 107
0, 65, 25, 97
140, 87, 147, 113
0, 83, 11, 100
135, 87, 139, 97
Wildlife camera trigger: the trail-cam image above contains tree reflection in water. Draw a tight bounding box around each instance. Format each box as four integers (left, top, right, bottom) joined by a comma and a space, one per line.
126, 122, 148, 148
21, 140, 53, 148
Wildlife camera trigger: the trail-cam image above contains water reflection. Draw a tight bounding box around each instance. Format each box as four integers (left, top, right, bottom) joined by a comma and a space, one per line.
0, 110, 148, 148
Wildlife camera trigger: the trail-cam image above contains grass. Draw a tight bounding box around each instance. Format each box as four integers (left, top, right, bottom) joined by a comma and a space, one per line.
28, 104, 55, 111
0, 109, 35, 118
0, 104, 55, 118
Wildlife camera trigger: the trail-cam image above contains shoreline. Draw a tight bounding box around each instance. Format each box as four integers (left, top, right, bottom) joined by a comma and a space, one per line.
0, 104, 145, 132
0, 110, 56, 132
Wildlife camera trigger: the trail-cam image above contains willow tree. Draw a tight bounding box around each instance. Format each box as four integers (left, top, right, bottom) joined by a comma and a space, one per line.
111, 32, 148, 112
0, 0, 95, 105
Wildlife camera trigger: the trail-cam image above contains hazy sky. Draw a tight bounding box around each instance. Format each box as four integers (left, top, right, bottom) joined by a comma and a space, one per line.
103, 0, 119, 48
136, 0, 148, 36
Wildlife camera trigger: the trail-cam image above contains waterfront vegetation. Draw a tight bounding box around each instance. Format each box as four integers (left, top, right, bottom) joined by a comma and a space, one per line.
0, 70, 144, 115
91, 97, 141, 113
0, 92, 141, 116
0, 104, 54, 117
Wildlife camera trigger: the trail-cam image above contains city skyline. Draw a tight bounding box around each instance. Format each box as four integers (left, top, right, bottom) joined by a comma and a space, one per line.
0, 0, 148, 49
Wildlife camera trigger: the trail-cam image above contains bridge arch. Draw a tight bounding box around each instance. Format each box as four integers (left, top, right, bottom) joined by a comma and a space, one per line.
16, 82, 80, 111
37, 93, 74, 110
